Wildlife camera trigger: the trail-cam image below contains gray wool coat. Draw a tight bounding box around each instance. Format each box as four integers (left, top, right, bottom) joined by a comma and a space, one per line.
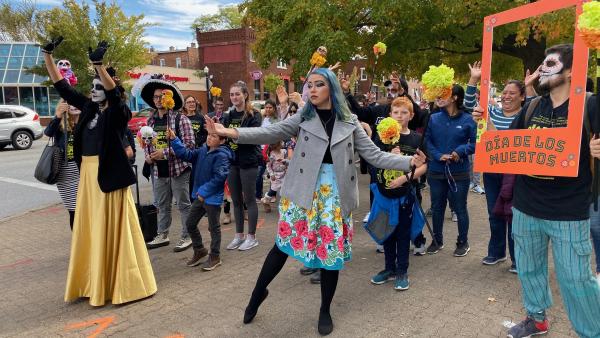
236, 112, 413, 217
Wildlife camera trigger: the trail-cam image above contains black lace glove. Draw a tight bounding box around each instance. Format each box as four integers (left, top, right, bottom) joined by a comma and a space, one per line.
41, 36, 64, 54
88, 41, 109, 65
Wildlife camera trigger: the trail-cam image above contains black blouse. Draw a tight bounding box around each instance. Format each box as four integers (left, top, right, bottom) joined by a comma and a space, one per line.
316, 108, 334, 164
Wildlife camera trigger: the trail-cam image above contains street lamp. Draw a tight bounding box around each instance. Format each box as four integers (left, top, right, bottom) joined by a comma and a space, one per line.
204, 66, 210, 113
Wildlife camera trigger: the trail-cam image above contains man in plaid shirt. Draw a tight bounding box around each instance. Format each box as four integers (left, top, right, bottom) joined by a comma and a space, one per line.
141, 78, 195, 252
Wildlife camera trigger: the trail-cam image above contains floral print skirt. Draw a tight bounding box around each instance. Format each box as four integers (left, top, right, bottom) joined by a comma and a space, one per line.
276, 164, 353, 270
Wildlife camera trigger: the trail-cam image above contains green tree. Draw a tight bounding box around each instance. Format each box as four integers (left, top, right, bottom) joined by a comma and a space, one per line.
0, 0, 44, 41
191, 5, 243, 33
1, 0, 152, 92
241, 0, 580, 84
263, 73, 283, 93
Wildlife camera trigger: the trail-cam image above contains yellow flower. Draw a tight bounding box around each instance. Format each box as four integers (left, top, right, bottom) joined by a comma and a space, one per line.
319, 184, 332, 197
317, 201, 325, 211
321, 212, 330, 219
306, 208, 316, 221
210, 86, 222, 97
334, 207, 342, 223
310, 51, 326, 67
280, 197, 290, 212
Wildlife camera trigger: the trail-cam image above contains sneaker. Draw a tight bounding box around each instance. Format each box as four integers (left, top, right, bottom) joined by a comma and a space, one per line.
469, 182, 475, 190
482, 256, 507, 265
226, 236, 245, 250
269, 196, 276, 203
454, 241, 470, 257
300, 267, 319, 275
370, 270, 395, 285
375, 244, 384, 253
238, 236, 259, 251
363, 212, 370, 223
222, 213, 231, 224
201, 254, 221, 271
471, 184, 485, 194
509, 264, 518, 274
507, 317, 549, 338
173, 236, 193, 252
426, 242, 444, 254
451, 212, 458, 222
394, 273, 410, 291
413, 243, 426, 256
186, 247, 208, 267
146, 232, 170, 249
310, 271, 321, 284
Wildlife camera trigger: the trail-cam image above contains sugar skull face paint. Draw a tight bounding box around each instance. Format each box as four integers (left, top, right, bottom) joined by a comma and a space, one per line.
539, 53, 564, 87
91, 78, 106, 103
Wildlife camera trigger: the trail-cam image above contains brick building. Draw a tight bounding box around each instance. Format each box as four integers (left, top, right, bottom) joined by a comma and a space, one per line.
196, 27, 300, 108
150, 43, 200, 70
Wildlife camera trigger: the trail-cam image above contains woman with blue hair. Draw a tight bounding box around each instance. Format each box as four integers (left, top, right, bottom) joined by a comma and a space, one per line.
206, 68, 426, 335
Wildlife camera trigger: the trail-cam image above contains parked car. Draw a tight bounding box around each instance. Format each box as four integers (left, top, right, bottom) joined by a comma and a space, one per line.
0, 105, 43, 150
128, 107, 153, 135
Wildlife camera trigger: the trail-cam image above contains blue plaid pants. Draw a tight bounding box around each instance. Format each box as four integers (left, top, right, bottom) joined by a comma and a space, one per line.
512, 208, 600, 338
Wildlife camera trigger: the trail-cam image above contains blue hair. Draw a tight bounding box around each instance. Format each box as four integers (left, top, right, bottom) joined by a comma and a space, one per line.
300, 68, 353, 122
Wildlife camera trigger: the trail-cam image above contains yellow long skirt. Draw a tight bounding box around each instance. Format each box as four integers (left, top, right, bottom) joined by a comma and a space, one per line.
65, 156, 157, 306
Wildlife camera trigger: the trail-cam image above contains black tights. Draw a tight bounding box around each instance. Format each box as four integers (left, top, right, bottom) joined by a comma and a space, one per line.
249, 244, 339, 313
68, 210, 75, 231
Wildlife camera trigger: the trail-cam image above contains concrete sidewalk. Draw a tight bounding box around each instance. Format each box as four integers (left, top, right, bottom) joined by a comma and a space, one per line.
0, 175, 578, 337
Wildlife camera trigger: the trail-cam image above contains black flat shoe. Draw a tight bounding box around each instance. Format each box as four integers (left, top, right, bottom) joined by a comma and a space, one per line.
243, 289, 269, 324
318, 310, 333, 335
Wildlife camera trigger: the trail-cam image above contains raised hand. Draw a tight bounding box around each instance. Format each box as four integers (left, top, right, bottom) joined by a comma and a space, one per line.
340, 74, 351, 94
328, 61, 341, 72
204, 114, 235, 138
468, 61, 482, 85
276, 85, 288, 104
41, 36, 64, 54
524, 66, 540, 88
88, 41, 110, 64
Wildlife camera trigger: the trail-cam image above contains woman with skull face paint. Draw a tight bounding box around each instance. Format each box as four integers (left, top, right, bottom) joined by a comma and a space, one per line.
205, 68, 426, 335
42, 37, 156, 306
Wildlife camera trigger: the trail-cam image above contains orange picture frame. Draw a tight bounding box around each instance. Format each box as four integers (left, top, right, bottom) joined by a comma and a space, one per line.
473, 0, 590, 177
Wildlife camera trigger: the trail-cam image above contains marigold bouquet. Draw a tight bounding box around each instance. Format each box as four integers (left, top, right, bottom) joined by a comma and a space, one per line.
161, 89, 175, 110
578, 2, 600, 50
376, 117, 401, 145
421, 64, 454, 101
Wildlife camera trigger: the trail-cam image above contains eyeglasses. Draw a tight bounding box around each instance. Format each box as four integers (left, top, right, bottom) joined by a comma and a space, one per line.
153, 95, 162, 100
185, 101, 196, 104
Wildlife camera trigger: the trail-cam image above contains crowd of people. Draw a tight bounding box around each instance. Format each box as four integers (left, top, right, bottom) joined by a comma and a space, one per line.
41, 35, 600, 338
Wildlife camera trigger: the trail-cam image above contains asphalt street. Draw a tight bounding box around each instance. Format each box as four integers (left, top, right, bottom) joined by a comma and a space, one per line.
0, 138, 152, 220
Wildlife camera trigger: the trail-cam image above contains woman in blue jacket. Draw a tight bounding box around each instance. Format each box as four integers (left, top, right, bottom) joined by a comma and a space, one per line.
424, 84, 476, 257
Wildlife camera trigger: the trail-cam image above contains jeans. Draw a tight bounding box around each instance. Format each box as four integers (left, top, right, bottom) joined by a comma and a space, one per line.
154, 169, 191, 237
228, 165, 258, 234
265, 189, 277, 198
186, 199, 222, 255
483, 173, 515, 262
256, 165, 266, 199
512, 208, 600, 337
590, 197, 600, 273
429, 176, 470, 244
383, 198, 413, 275
469, 154, 481, 186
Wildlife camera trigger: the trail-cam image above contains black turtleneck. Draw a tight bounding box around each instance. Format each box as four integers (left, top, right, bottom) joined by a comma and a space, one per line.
316, 108, 334, 164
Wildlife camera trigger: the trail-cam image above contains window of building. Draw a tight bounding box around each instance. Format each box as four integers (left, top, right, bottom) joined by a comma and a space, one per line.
34, 87, 50, 116
249, 50, 255, 62
277, 59, 287, 69
4, 70, 19, 84
19, 87, 34, 110
175, 57, 181, 68
159, 58, 165, 67
9, 44, 24, 57
4, 87, 18, 105
360, 67, 367, 81
24, 44, 39, 57
254, 79, 260, 100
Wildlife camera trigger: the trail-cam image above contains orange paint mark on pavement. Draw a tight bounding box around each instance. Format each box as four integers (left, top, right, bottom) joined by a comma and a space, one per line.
65, 316, 115, 338
257, 218, 265, 229
165, 334, 185, 338
0, 258, 33, 270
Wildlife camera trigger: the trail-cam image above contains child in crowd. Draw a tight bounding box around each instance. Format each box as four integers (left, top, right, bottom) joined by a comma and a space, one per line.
261, 141, 289, 213
168, 128, 233, 271
369, 97, 427, 290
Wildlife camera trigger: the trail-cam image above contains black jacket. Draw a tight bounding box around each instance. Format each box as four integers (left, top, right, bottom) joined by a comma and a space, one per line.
54, 79, 135, 192
345, 93, 426, 131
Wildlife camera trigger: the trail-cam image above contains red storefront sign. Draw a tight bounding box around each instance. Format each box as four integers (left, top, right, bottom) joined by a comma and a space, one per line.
127, 71, 189, 82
